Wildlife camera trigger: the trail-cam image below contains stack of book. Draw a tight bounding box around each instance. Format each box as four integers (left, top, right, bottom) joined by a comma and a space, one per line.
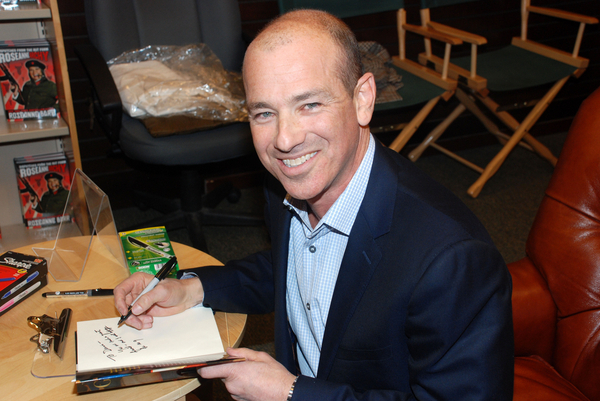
0, 38, 59, 121
14, 151, 71, 229
0, 251, 47, 316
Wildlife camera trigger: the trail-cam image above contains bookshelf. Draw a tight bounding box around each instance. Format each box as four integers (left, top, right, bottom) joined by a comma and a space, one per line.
0, 0, 81, 251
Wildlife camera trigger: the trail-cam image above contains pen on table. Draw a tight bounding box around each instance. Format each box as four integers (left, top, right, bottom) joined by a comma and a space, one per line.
42, 288, 113, 298
127, 236, 170, 258
0, 277, 16, 282
2, 271, 39, 299
118, 256, 178, 326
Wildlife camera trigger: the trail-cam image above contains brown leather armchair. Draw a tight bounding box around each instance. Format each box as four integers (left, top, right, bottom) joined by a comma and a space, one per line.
509, 86, 600, 400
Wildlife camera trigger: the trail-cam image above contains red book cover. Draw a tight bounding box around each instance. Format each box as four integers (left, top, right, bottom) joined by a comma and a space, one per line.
0, 39, 59, 121
14, 152, 72, 229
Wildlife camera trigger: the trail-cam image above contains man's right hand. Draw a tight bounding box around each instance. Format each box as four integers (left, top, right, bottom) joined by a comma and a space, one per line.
113, 272, 204, 330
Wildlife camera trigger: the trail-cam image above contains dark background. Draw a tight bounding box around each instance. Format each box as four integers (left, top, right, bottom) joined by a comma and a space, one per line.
56, 0, 599, 209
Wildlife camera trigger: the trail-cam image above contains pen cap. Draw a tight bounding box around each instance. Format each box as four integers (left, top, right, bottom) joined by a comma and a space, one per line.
155, 257, 178, 281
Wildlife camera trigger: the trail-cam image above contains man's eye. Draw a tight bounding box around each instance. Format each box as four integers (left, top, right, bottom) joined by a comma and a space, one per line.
255, 111, 273, 119
305, 103, 320, 110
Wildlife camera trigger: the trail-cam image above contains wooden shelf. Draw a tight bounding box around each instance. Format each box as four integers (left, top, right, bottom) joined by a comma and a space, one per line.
0, 2, 50, 20
0, 0, 81, 245
0, 116, 68, 143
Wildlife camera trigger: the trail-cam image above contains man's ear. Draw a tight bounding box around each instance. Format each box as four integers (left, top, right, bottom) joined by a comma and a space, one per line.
354, 72, 376, 127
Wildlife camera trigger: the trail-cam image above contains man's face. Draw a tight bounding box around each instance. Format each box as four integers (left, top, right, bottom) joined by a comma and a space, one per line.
244, 33, 366, 212
47, 178, 61, 192
28, 66, 43, 81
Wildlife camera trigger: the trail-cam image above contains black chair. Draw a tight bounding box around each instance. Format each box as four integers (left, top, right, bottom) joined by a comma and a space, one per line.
75, 0, 264, 252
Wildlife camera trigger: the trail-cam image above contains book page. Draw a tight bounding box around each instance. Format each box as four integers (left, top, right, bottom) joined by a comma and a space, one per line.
76, 306, 225, 373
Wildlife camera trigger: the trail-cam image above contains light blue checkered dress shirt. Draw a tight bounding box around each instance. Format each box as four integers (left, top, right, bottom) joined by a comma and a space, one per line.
284, 134, 375, 377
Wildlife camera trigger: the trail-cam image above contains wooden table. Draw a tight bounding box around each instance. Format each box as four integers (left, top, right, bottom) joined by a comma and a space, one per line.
0, 240, 246, 401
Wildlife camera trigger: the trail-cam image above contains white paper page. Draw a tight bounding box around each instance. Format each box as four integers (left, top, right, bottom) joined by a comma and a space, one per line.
76, 306, 225, 373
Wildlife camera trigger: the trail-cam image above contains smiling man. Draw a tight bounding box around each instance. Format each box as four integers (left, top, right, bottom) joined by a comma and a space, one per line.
114, 9, 514, 401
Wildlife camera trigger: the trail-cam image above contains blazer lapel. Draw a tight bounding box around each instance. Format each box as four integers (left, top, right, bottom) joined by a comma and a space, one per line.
317, 142, 398, 379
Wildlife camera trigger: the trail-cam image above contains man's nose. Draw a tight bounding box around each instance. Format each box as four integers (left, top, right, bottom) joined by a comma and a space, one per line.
275, 115, 305, 153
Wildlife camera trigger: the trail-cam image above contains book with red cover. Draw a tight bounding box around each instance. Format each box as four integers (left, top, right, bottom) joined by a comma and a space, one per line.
14, 152, 72, 229
0, 38, 59, 121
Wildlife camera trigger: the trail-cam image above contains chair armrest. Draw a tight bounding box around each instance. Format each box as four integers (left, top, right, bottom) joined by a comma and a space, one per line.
528, 5, 599, 25
427, 21, 487, 45
74, 44, 123, 146
508, 257, 557, 362
403, 23, 463, 45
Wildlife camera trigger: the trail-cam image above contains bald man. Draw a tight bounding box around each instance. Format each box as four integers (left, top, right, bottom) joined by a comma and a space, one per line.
114, 10, 513, 401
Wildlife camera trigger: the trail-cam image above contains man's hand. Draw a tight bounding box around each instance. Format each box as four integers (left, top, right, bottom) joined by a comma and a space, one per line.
113, 272, 204, 330
199, 347, 297, 401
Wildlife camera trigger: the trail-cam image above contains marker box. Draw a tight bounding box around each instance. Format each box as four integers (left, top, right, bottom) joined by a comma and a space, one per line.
119, 226, 179, 277
0, 251, 48, 313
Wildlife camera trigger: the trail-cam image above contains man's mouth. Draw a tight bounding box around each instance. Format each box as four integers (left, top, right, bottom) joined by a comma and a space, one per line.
282, 151, 317, 167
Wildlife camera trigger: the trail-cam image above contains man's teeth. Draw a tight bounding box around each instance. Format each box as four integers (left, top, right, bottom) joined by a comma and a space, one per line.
283, 152, 317, 167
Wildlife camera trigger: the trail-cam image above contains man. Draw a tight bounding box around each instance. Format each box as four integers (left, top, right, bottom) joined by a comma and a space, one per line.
10, 59, 58, 111
114, 10, 513, 400
32, 172, 69, 215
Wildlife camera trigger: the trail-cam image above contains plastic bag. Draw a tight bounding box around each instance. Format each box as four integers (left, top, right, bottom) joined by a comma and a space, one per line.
107, 44, 248, 122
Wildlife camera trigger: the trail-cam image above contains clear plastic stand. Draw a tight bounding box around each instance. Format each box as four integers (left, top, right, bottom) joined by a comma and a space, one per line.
32, 169, 126, 282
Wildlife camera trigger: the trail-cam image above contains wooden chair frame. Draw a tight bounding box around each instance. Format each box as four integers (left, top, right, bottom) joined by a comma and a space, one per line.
412, 0, 598, 197
387, 8, 463, 152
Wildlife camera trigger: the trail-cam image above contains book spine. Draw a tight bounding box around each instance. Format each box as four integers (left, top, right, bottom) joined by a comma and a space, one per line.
75, 367, 199, 394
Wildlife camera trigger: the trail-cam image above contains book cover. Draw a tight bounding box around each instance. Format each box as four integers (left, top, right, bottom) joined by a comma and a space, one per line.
75, 356, 243, 394
75, 307, 230, 393
0, 39, 59, 121
14, 152, 72, 229
119, 226, 179, 277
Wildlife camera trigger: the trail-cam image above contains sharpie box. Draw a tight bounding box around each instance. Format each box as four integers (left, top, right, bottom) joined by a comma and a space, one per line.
0, 251, 48, 316
119, 226, 179, 277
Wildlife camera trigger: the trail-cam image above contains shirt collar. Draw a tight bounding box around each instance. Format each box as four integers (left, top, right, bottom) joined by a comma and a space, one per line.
284, 134, 376, 236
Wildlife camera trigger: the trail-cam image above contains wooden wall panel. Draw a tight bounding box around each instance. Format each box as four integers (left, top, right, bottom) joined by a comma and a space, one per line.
55, 0, 600, 208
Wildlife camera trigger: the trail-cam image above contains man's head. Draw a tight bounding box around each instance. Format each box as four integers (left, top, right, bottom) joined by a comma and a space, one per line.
243, 9, 376, 219
25, 60, 46, 82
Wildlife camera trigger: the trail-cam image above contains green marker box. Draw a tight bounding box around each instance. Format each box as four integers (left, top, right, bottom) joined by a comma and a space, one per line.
119, 226, 179, 277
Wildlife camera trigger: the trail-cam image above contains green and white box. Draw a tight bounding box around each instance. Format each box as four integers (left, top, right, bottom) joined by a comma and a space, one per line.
119, 226, 179, 277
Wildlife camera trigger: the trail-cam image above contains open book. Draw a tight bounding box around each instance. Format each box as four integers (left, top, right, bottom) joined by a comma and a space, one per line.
75, 306, 237, 393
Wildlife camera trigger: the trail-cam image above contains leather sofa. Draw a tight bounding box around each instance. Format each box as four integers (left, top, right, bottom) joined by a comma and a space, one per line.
509, 86, 600, 400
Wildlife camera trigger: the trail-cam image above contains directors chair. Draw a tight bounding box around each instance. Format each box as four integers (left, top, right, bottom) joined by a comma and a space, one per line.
75, 0, 263, 253
413, 0, 598, 197
278, 0, 465, 153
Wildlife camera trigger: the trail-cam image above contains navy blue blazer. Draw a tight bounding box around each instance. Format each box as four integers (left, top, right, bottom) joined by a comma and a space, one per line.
190, 140, 514, 400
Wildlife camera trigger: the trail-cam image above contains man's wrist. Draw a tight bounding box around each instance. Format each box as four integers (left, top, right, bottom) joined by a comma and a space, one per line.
287, 375, 299, 401
179, 272, 204, 308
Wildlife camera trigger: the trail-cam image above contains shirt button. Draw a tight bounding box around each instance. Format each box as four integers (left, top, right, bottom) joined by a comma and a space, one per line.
309, 245, 316, 253
306, 303, 311, 310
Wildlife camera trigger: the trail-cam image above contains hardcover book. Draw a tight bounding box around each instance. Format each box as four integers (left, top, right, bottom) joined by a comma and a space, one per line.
75, 306, 235, 393
14, 152, 72, 229
0, 38, 59, 121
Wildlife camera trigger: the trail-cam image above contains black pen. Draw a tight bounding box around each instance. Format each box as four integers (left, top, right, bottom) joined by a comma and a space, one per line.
42, 288, 114, 298
118, 256, 178, 326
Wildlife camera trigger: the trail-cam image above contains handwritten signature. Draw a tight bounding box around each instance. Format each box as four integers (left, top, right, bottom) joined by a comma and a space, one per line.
94, 326, 148, 362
